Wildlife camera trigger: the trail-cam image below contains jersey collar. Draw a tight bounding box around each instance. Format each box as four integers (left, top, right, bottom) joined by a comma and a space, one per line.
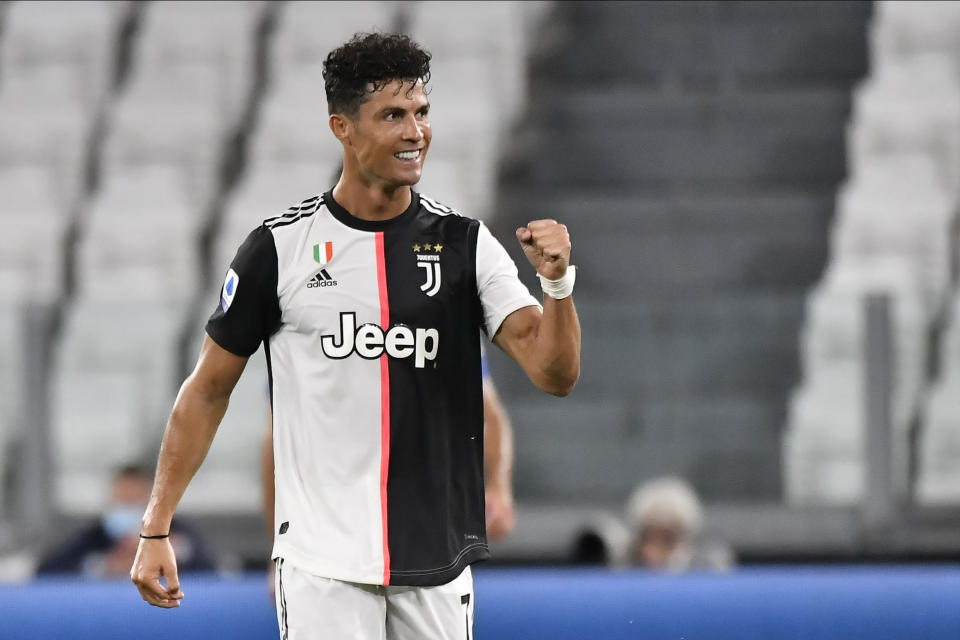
325, 189, 420, 231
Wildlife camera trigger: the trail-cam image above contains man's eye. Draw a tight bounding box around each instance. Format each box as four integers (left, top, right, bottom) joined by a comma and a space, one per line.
385, 112, 398, 121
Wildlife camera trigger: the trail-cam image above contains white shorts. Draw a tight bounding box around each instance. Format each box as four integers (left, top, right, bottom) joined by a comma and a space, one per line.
274, 558, 475, 640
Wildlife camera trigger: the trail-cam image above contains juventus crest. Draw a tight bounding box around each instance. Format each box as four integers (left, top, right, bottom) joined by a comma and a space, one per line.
413, 241, 443, 297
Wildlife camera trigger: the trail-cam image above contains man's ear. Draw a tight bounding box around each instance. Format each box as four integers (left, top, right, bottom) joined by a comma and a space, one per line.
329, 113, 351, 146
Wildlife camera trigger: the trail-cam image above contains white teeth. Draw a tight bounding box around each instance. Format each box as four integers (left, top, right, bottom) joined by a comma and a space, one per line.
395, 150, 419, 160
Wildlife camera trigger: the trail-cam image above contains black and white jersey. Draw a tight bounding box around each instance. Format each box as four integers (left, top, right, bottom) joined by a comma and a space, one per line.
206, 191, 538, 587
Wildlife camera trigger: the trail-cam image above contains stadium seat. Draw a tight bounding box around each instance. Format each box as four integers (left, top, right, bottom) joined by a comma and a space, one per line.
0, 64, 97, 209
101, 62, 227, 197
134, 1, 266, 127
831, 153, 953, 311
847, 55, 960, 195
249, 80, 342, 165
0, 410, 6, 515
871, 0, 960, 63
52, 298, 185, 515
784, 373, 895, 506
51, 370, 143, 514
785, 279, 925, 505
0, 304, 25, 457
918, 294, 960, 504
407, 1, 537, 120
917, 377, 960, 504
0, 105, 88, 203
509, 399, 639, 502
0, 61, 101, 118
0, 163, 70, 303
270, 1, 396, 84
801, 280, 929, 400
75, 162, 201, 303
0, 0, 121, 106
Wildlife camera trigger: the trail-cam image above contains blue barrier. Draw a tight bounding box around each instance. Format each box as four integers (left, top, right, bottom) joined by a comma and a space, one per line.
2, 566, 959, 639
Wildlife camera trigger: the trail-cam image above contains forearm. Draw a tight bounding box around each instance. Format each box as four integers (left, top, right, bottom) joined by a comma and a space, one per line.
141, 377, 229, 535
529, 295, 581, 396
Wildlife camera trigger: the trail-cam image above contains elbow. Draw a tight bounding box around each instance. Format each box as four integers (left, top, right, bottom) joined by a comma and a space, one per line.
539, 367, 579, 397
551, 376, 578, 397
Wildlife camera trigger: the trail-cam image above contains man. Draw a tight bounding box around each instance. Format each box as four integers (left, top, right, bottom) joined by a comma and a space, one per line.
131, 32, 580, 638
625, 477, 734, 572
39, 465, 213, 577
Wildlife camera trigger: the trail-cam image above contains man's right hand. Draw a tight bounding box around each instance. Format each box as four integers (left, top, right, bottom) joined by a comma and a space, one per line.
130, 538, 183, 608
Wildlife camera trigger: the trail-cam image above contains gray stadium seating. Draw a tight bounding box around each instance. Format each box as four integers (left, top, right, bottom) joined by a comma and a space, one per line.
491, 0, 871, 504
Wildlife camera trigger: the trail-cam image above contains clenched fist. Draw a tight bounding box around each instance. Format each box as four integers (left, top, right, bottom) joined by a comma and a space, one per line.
516, 219, 571, 281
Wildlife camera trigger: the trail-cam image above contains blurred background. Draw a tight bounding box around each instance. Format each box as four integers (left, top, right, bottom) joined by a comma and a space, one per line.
1, 0, 959, 637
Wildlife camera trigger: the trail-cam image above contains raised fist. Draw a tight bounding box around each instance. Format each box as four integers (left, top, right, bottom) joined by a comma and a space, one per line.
515, 219, 571, 281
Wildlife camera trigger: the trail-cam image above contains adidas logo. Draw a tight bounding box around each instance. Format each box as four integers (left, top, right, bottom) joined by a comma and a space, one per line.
307, 269, 338, 288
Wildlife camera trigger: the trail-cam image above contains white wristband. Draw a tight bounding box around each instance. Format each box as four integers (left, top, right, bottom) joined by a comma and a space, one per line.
537, 265, 576, 300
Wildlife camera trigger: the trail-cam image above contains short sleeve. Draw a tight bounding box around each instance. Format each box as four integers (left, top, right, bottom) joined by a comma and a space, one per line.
205, 225, 281, 357
475, 222, 540, 338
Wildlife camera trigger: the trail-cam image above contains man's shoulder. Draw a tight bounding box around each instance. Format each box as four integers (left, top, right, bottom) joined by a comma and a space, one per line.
416, 193, 484, 237
417, 193, 472, 221
263, 193, 325, 231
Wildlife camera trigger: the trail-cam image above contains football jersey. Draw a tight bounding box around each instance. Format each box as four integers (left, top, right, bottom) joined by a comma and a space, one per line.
206, 190, 538, 586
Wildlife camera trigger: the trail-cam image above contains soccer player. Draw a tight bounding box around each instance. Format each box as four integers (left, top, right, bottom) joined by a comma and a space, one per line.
131, 32, 580, 638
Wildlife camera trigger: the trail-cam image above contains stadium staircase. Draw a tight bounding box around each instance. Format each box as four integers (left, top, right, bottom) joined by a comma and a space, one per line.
488, 1, 872, 506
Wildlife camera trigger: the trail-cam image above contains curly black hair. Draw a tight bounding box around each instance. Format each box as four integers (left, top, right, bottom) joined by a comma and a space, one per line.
323, 32, 432, 117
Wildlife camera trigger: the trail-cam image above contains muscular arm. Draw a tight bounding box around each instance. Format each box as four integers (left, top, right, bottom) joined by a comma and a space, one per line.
131, 335, 248, 607
494, 220, 581, 396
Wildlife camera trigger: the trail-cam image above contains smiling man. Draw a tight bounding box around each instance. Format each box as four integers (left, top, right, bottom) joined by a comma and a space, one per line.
130, 32, 580, 639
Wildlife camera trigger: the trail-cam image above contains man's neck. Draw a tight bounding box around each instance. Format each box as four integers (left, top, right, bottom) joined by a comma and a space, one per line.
332, 176, 412, 222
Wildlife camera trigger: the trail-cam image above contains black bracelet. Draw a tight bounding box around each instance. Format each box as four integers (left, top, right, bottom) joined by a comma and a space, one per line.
139, 533, 170, 539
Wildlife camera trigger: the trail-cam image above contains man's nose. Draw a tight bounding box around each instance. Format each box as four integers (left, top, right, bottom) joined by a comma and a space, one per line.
401, 113, 424, 141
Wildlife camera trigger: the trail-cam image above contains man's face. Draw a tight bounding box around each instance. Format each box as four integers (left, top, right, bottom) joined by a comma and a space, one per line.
342, 79, 431, 188
111, 474, 151, 507
636, 523, 684, 570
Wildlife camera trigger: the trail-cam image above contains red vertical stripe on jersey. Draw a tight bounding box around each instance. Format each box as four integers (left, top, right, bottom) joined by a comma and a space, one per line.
325, 241, 333, 263
375, 231, 391, 585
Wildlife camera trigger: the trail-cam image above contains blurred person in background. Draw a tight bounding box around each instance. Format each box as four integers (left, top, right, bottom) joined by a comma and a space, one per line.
625, 476, 734, 572
130, 31, 579, 639
568, 513, 630, 567
37, 465, 214, 577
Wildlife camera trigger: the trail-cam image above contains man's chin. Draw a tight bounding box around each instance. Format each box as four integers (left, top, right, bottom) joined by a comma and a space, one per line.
392, 171, 423, 188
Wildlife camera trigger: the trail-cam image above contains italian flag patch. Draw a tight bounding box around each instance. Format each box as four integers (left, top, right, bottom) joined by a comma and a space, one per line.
313, 241, 333, 265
